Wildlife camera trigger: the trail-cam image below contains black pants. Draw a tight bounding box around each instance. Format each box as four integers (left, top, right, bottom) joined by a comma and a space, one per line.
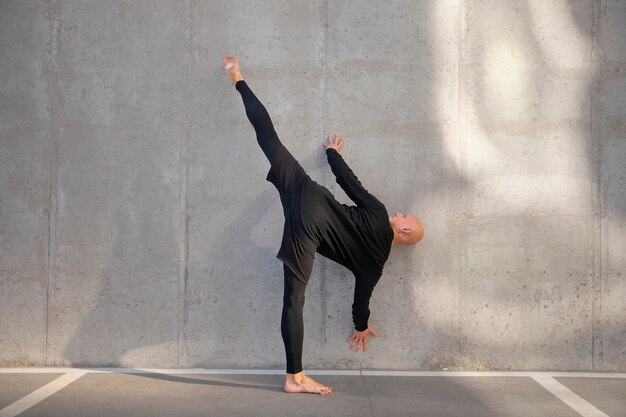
236, 80, 307, 374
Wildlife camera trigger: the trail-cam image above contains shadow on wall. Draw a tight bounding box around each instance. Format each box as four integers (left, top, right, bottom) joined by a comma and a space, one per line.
432, 0, 626, 371
55, 0, 624, 370
356, 0, 624, 371
61, 145, 322, 367
179, 151, 324, 368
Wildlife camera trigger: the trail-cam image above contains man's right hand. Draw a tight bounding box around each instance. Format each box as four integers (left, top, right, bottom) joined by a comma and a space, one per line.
324, 133, 344, 153
346, 325, 378, 352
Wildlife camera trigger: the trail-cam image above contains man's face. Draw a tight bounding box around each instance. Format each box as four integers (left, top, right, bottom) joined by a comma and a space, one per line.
392, 211, 407, 219
391, 212, 422, 232
392, 211, 415, 225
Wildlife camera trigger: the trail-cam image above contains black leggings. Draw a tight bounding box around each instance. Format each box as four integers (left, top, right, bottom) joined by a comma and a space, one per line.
236, 80, 282, 163
281, 263, 306, 374
236, 79, 307, 374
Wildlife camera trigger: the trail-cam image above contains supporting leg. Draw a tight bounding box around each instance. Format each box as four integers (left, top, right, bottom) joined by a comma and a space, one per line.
281, 263, 306, 374
280, 264, 333, 395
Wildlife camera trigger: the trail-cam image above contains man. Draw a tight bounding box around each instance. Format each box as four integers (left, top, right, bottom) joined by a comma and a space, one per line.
222, 56, 424, 395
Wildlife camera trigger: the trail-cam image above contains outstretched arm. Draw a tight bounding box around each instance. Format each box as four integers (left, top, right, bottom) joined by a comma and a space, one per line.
346, 276, 379, 352
323, 134, 385, 209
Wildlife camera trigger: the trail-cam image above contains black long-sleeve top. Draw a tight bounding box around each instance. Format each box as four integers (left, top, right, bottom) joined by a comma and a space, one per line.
276, 147, 394, 331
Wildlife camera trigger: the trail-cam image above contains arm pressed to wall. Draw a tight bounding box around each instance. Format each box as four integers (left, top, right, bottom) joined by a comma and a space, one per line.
346, 275, 380, 352
351, 276, 378, 331
325, 148, 385, 209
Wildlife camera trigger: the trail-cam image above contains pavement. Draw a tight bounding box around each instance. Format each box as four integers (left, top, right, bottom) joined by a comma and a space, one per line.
0, 369, 625, 417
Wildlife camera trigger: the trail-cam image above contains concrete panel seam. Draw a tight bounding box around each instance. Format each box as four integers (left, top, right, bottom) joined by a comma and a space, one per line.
359, 370, 377, 417
44, 0, 62, 367
320, 0, 329, 345
457, 0, 468, 363
44, 0, 53, 368
591, 0, 604, 371
177, 0, 193, 367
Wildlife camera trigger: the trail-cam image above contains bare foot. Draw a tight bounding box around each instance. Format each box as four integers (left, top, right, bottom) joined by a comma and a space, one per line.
284, 372, 333, 395
221, 55, 244, 86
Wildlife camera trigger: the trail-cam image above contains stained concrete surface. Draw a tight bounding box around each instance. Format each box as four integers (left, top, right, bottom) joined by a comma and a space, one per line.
556, 377, 626, 417
19, 373, 372, 417
0, 374, 63, 409
1, 0, 625, 371
364, 376, 581, 417
0, 372, 618, 417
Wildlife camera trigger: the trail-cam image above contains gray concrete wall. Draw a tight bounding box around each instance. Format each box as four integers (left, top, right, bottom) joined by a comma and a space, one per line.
0, 0, 624, 371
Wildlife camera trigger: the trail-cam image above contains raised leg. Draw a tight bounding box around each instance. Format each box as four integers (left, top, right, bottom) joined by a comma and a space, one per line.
222, 56, 282, 162
235, 79, 283, 163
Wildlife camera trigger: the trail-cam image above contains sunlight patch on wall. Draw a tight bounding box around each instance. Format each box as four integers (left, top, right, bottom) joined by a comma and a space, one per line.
482, 38, 534, 121
526, 0, 592, 67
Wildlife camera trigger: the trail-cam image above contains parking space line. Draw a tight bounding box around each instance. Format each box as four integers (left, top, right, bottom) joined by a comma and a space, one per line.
0, 368, 621, 417
0, 368, 364, 375
0, 368, 624, 378
532, 375, 610, 417
0, 368, 356, 375
0, 371, 86, 417
360, 371, 626, 378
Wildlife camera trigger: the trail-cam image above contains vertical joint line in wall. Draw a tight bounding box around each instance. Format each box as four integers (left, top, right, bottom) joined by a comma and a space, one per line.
457, 0, 466, 360
320, 0, 329, 345
591, 0, 603, 370
45, 0, 54, 365
596, 0, 603, 370
322, 0, 328, 146
45, 0, 61, 365
177, 0, 193, 367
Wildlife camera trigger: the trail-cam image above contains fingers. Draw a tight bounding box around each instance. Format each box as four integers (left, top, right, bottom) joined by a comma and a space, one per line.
348, 336, 364, 352
347, 331, 371, 352
369, 326, 379, 337
324, 133, 344, 148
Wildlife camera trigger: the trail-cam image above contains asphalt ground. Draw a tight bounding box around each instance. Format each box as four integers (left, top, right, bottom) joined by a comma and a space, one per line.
1, 369, 625, 417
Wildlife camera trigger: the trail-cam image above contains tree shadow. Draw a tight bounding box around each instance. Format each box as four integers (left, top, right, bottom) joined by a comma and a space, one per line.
48, 0, 626, 373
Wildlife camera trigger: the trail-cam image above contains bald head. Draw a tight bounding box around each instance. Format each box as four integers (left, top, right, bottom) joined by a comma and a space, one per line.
389, 212, 424, 245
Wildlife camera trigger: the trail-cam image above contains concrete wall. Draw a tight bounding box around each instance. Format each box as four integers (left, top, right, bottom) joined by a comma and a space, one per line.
1, 0, 624, 371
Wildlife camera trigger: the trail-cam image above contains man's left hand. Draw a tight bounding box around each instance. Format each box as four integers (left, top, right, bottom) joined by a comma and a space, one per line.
324, 133, 344, 153
346, 325, 378, 352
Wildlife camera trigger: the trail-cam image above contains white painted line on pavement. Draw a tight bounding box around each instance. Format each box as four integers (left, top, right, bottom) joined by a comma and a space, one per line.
0, 370, 86, 417
0, 368, 69, 373
0, 368, 624, 378
532, 375, 610, 417
361, 370, 626, 378
87, 368, 266, 375
0, 368, 353, 376
307, 370, 362, 376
